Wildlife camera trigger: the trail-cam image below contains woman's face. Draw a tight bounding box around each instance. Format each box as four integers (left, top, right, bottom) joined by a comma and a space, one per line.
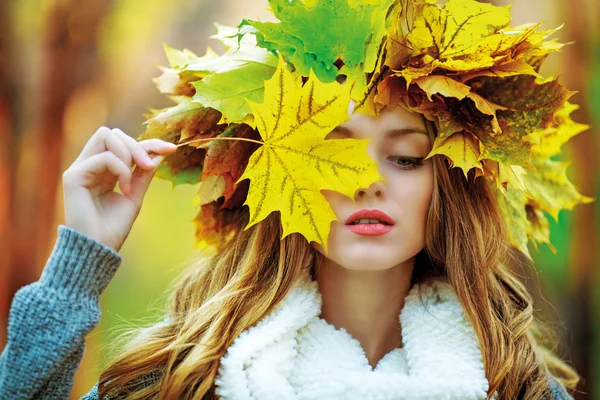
312, 102, 434, 271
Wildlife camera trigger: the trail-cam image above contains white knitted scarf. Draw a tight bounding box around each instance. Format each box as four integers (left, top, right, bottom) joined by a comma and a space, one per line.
214, 271, 495, 400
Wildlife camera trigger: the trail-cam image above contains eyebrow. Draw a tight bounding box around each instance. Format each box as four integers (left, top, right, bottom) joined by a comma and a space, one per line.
331, 126, 428, 139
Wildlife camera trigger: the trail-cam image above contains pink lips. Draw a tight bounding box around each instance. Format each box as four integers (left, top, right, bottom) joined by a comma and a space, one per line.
344, 209, 395, 236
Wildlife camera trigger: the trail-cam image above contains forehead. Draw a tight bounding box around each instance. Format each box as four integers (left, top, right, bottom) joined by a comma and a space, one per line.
332, 103, 429, 140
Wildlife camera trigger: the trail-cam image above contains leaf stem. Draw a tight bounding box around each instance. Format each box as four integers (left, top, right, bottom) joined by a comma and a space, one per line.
175, 136, 264, 148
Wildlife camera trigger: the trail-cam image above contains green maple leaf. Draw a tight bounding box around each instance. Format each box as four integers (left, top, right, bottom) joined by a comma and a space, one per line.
153, 24, 278, 123
191, 59, 277, 123
152, 43, 219, 97
238, 55, 383, 253
238, 0, 394, 86
189, 24, 278, 123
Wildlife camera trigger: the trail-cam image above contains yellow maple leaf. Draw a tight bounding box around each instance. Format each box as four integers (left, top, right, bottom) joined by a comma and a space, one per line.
385, 1, 559, 86
458, 59, 541, 83
386, 0, 511, 69
416, 76, 471, 101
425, 131, 482, 179
479, 159, 527, 193
496, 185, 532, 259
521, 159, 595, 221
238, 56, 383, 253
525, 206, 555, 254
496, 158, 595, 260
497, 164, 527, 193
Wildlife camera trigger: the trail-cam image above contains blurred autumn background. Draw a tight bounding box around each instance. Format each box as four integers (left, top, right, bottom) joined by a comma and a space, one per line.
0, 0, 599, 398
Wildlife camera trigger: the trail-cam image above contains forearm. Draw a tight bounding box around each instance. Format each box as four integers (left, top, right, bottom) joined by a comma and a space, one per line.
0, 225, 122, 399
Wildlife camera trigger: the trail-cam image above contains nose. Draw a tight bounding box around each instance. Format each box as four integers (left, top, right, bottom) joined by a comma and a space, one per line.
354, 180, 386, 201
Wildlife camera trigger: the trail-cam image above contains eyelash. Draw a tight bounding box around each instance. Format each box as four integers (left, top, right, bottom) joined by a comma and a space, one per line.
387, 157, 424, 170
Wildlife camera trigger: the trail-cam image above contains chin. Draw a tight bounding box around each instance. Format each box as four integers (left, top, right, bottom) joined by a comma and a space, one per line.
314, 241, 413, 272
336, 246, 409, 271
335, 258, 402, 272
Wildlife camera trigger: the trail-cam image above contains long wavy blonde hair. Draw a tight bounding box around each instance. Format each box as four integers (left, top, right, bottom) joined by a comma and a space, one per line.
98, 117, 579, 399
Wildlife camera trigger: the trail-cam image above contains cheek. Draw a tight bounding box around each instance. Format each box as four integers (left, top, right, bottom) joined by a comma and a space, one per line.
311, 189, 347, 255
320, 189, 347, 219
388, 167, 434, 224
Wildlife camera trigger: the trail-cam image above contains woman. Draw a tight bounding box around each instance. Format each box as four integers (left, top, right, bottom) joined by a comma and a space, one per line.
0, 109, 578, 399
0, 0, 585, 398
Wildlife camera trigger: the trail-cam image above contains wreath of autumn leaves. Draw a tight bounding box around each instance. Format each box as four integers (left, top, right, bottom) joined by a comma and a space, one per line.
138, 0, 594, 258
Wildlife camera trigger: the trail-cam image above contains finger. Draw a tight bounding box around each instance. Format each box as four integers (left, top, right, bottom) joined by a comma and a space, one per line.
128, 155, 165, 204
98, 131, 133, 169
74, 127, 154, 171
75, 151, 133, 195
138, 139, 178, 157
126, 141, 176, 203
110, 128, 157, 171
74, 126, 112, 165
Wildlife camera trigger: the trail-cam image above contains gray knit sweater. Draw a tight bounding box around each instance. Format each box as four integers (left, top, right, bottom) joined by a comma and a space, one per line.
0, 225, 575, 399
0, 225, 155, 399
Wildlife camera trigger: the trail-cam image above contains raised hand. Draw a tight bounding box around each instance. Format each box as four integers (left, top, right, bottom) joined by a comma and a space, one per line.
62, 126, 177, 252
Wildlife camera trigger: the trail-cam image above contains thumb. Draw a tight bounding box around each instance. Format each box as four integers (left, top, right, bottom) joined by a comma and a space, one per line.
129, 155, 164, 204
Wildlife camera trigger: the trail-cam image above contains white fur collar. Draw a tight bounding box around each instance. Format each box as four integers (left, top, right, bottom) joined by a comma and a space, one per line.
215, 271, 494, 399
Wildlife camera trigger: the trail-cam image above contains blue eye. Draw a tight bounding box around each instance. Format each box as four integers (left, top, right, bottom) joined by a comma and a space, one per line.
387, 157, 424, 170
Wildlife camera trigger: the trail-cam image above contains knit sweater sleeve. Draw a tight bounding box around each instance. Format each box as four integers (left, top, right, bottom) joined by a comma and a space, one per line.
0, 224, 123, 399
